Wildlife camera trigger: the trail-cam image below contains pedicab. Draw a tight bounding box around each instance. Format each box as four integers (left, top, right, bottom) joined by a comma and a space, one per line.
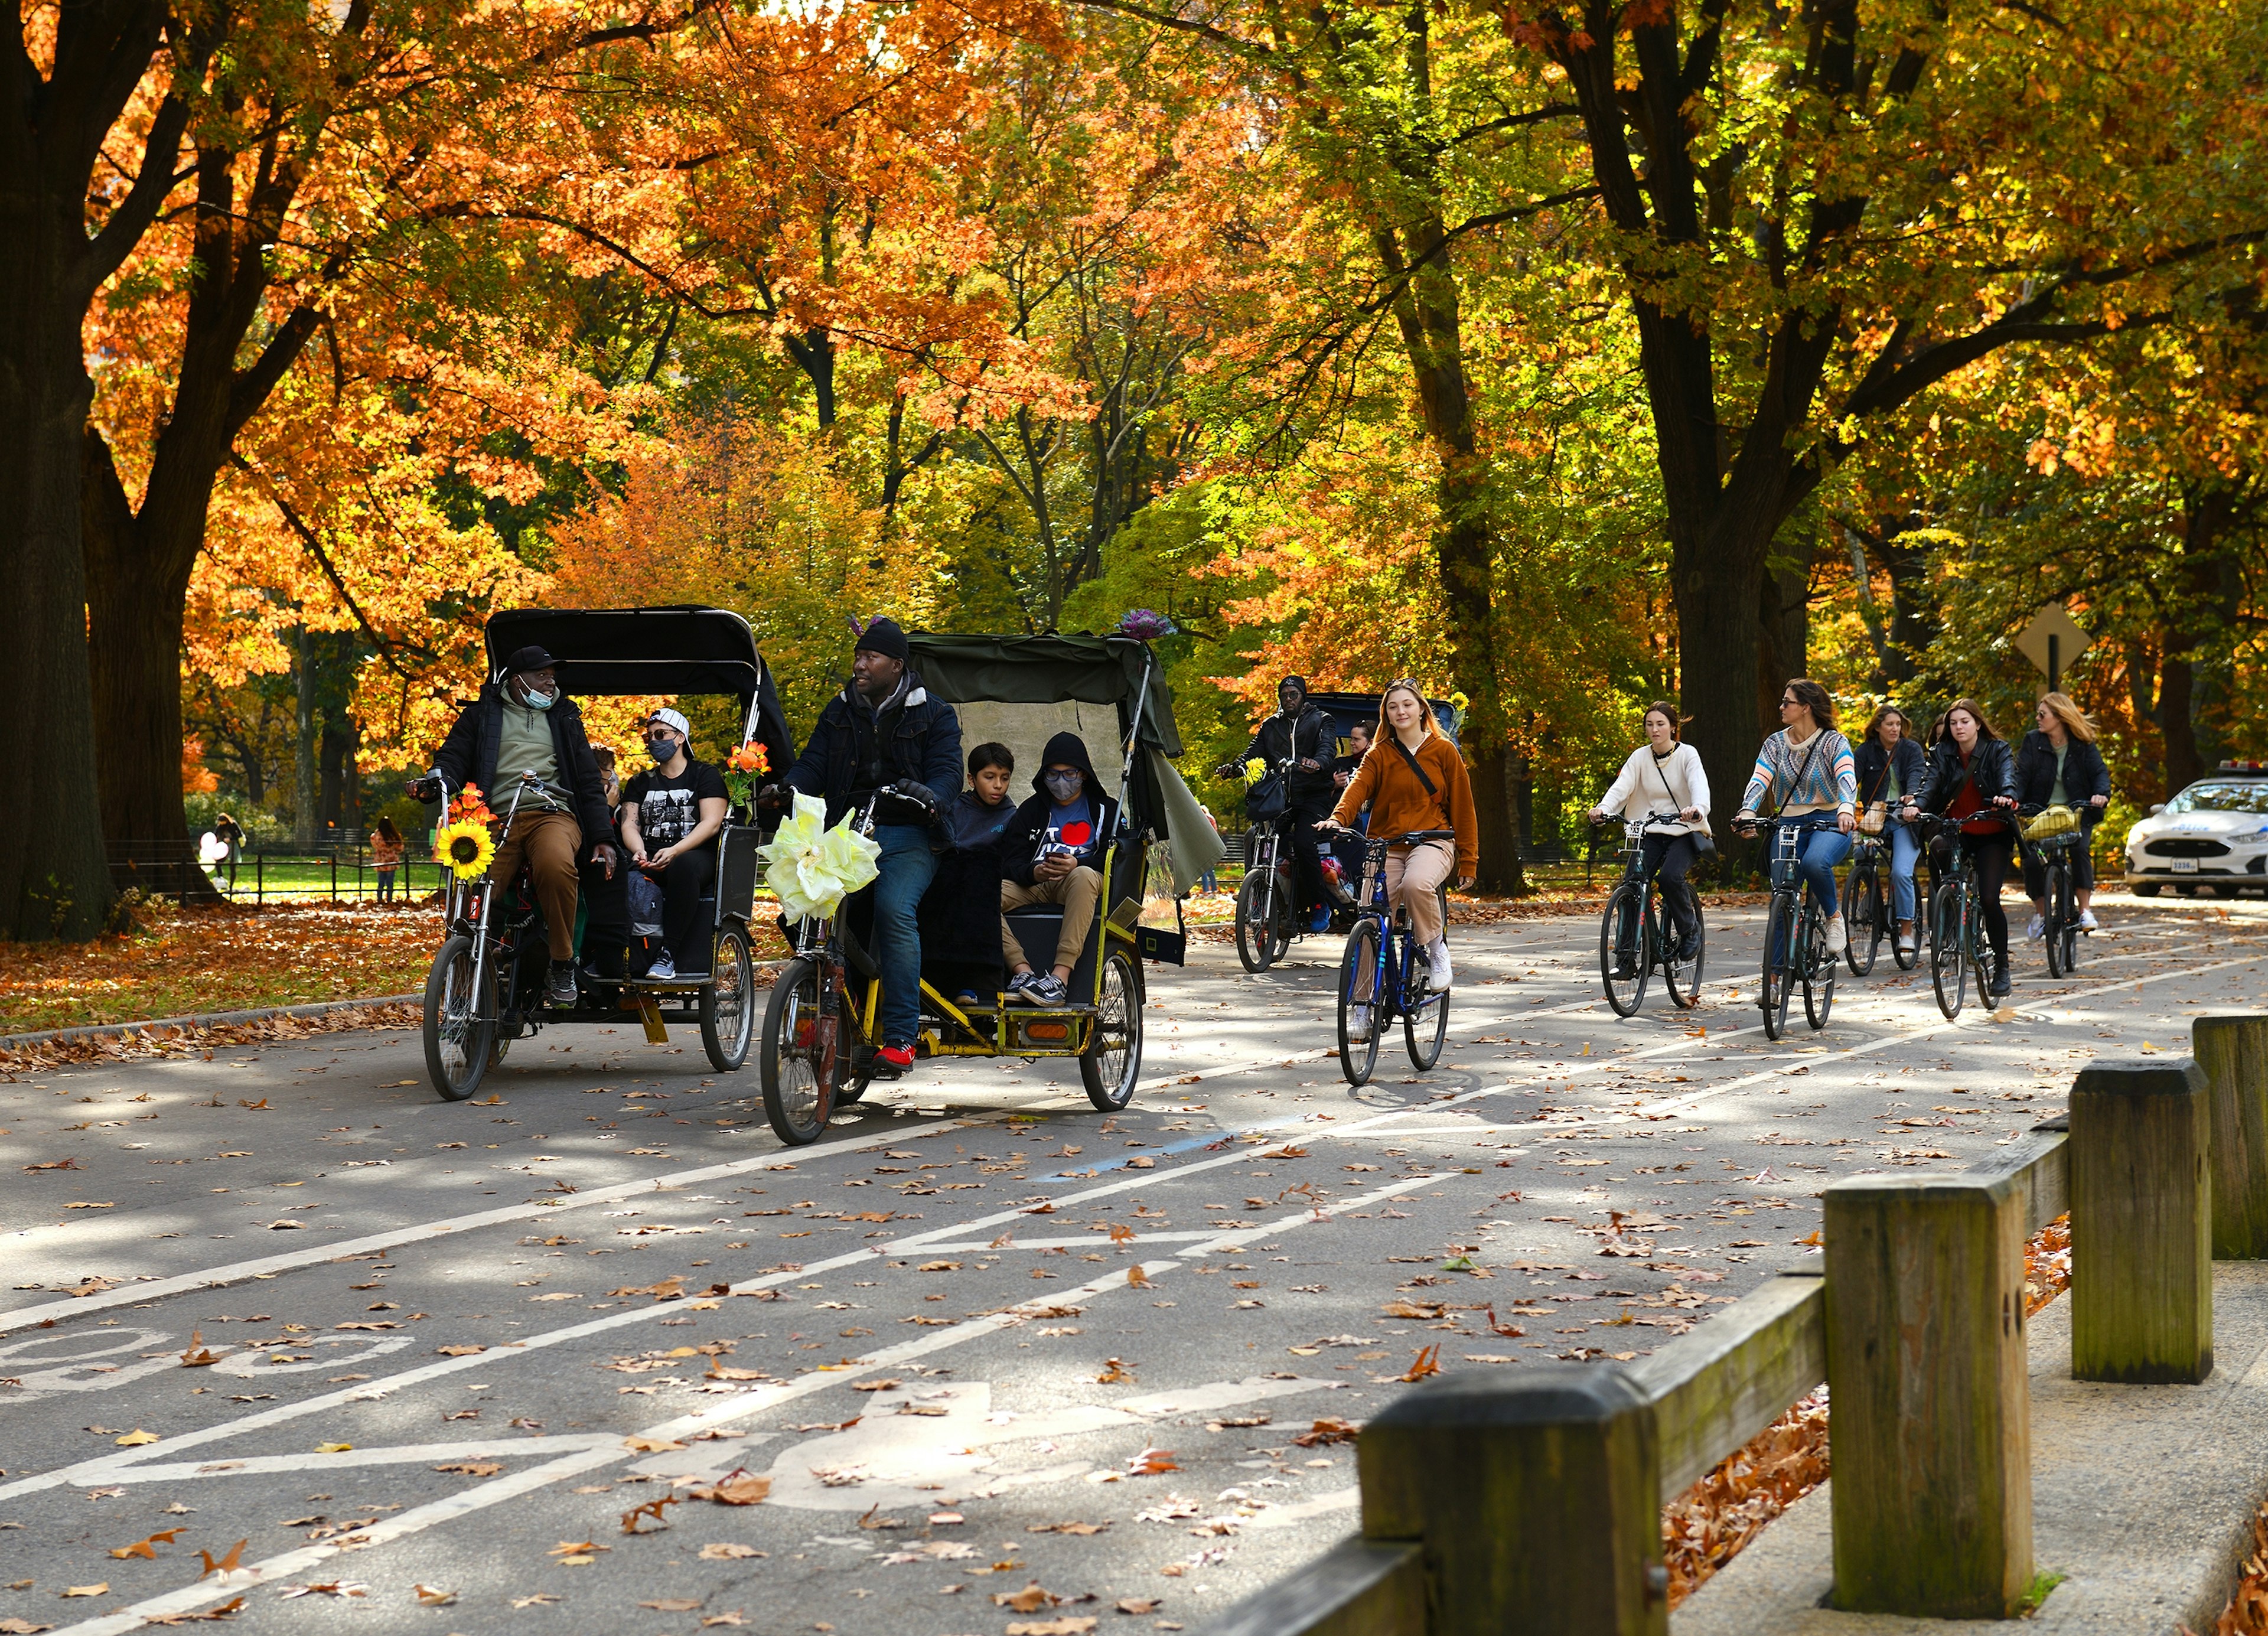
755, 630, 1223, 1145
416, 606, 796, 1102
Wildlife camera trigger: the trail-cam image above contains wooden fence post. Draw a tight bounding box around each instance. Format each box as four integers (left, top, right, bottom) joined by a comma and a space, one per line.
2070, 1059, 2213, 1383
1358, 1367, 1666, 1635
1824, 1174, 2032, 1618
2192, 1015, 2268, 1259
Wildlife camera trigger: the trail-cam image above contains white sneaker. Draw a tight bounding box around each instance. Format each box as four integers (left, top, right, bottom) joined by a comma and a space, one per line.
2025, 914, 2045, 942
1425, 938, 1452, 989
2078, 910, 2098, 931
1347, 1005, 1372, 1042
1824, 914, 1846, 953
1896, 930, 1916, 955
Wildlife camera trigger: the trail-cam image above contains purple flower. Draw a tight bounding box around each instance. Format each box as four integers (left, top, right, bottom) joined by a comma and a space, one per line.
1117, 608, 1177, 641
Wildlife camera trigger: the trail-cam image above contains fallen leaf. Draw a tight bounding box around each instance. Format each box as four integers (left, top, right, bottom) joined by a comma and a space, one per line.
1097, 1358, 1135, 1384
1125, 1266, 1151, 1289
142, 1597, 245, 1626
1116, 1598, 1161, 1615
433, 1462, 502, 1477
699, 1543, 764, 1560
995, 1583, 1058, 1613
621, 1495, 680, 1533
0, 1618, 51, 1634
1028, 1522, 1107, 1536
641, 1600, 703, 1612
60, 1586, 107, 1599
113, 1430, 160, 1448
695, 1473, 773, 1506
1008, 1622, 1097, 1635
1292, 1418, 1360, 1448
1400, 1344, 1442, 1382
314, 1443, 353, 1454
512, 1593, 561, 1608
435, 1344, 485, 1357
196, 1540, 246, 1578
412, 1585, 456, 1606
1125, 1448, 1178, 1475
109, 1530, 183, 1560
179, 1331, 222, 1367
849, 1378, 902, 1393
624, 1435, 687, 1454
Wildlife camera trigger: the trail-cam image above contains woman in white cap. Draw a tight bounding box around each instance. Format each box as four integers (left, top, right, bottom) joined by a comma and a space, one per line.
620, 708, 729, 982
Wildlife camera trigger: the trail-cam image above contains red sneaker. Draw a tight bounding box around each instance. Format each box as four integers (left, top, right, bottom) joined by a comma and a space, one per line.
876, 1042, 915, 1074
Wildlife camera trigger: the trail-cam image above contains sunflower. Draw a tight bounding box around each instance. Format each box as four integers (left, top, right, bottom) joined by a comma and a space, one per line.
434, 819, 496, 881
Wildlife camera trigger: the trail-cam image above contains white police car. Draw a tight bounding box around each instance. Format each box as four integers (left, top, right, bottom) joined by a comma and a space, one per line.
2125, 761, 2268, 898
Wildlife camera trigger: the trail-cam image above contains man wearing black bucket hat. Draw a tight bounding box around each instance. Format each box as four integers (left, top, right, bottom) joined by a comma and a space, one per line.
418, 644, 620, 1009
773, 616, 962, 1076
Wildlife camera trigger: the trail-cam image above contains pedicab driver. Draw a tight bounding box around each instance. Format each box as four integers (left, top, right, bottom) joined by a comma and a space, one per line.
768, 617, 962, 1077
416, 644, 618, 1008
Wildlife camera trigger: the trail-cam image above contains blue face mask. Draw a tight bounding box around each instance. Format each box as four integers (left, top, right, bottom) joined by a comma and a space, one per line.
520, 685, 556, 711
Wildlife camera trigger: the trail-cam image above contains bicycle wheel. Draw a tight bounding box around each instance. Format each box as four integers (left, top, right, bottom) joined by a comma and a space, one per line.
1080, 947, 1145, 1110
422, 932, 495, 1102
1267, 873, 1297, 963
1337, 918, 1385, 1088
1235, 869, 1275, 973
1929, 882, 1968, 1021
1598, 881, 1649, 1016
760, 956, 843, 1146
1760, 895, 1795, 1041
1405, 966, 1449, 1070
1803, 898, 1836, 1029
1664, 902, 1706, 1009
1845, 862, 1878, 977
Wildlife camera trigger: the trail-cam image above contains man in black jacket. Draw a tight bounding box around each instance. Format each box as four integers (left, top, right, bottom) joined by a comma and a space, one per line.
419, 644, 620, 1008
1217, 676, 1335, 930
776, 617, 962, 1073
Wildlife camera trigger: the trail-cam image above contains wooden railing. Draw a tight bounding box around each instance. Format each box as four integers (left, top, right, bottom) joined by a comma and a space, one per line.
1199, 1013, 2266, 1635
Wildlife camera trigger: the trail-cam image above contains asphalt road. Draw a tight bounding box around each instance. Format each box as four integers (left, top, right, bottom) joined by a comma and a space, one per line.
2, 895, 2263, 1635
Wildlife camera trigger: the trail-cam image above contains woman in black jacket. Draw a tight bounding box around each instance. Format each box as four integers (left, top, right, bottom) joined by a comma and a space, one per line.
1902, 698, 2021, 996
1854, 705, 1928, 956
2015, 692, 2113, 937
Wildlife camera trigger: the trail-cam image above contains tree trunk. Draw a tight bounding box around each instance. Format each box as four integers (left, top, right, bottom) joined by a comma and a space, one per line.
320, 712, 356, 836
1758, 538, 1811, 726
294, 626, 318, 846
1880, 525, 1935, 687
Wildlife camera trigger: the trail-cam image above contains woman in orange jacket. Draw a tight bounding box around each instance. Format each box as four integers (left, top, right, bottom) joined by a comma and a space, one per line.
1321, 679, 1479, 1000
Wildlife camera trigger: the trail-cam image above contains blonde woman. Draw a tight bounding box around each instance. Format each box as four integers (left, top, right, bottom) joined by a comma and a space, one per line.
1321, 681, 1478, 1035
1588, 701, 1710, 965
2017, 692, 2112, 935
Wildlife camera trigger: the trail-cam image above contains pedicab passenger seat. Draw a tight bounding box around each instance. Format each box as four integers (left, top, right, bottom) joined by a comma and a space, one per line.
1001, 834, 1140, 1006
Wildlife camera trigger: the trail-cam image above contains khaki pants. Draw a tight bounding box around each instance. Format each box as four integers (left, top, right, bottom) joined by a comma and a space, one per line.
1381, 840, 1454, 946
492, 809, 582, 960
1001, 865, 1103, 973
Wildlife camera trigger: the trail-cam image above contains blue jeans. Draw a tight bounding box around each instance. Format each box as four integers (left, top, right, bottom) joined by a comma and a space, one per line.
1887, 820, 1920, 923
872, 824, 939, 1048
1785, 817, 1853, 917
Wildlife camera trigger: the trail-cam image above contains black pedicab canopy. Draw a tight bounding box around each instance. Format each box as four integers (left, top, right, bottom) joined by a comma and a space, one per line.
1299, 689, 1462, 747
484, 605, 793, 774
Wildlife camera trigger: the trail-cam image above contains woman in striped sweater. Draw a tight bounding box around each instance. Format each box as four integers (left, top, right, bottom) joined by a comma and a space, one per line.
1734, 679, 1859, 951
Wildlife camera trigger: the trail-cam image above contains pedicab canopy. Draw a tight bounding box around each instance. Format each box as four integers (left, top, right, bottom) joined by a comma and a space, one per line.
1301, 689, 1462, 747
484, 605, 794, 775
907, 630, 1224, 896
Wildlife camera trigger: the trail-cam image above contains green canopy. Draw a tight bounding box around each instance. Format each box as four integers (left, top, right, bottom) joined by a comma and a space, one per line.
904, 631, 1182, 756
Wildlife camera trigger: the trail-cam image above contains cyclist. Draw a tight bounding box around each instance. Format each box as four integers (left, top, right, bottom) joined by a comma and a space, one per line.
772, 617, 962, 1076
1854, 704, 1926, 957
1902, 697, 2019, 998
1321, 679, 1477, 1032
1586, 700, 1710, 970
2017, 692, 2112, 938
1733, 678, 1857, 952
1218, 676, 1336, 931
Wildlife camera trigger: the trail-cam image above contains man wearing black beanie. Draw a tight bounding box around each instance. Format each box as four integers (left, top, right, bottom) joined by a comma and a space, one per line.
1217, 674, 1336, 933
777, 616, 962, 1076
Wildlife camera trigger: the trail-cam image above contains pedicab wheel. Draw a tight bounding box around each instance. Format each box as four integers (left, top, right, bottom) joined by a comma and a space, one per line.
1405, 979, 1449, 1071
1598, 881, 1648, 1017
760, 956, 840, 1145
1234, 874, 1275, 973
1337, 918, 1384, 1089
836, 1047, 875, 1106
1665, 907, 1706, 1009
699, 924, 757, 1073
1080, 947, 1144, 1112
423, 932, 496, 1103
1760, 897, 1795, 1042
1801, 900, 1836, 1030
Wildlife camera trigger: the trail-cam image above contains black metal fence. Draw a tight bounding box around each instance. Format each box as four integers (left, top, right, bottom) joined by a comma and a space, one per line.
107, 840, 439, 906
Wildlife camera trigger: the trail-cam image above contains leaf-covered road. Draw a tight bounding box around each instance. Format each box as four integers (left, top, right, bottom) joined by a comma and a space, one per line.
1, 898, 2261, 1634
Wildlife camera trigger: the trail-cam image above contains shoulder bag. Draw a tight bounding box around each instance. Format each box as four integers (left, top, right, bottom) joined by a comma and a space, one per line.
1650, 748, 1714, 856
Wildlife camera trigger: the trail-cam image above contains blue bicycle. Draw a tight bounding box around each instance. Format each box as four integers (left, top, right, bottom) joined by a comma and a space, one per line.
1327, 826, 1456, 1087
1733, 812, 1840, 1041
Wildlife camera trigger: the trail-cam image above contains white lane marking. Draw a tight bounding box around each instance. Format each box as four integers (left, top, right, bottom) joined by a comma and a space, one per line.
0, 1116, 985, 1337
51, 1445, 624, 1636
96, 1432, 623, 1482
46, 1172, 1446, 1636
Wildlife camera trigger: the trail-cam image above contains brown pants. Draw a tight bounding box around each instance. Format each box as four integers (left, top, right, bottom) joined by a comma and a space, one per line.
492, 809, 582, 960
1001, 865, 1103, 972
1381, 840, 1454, 946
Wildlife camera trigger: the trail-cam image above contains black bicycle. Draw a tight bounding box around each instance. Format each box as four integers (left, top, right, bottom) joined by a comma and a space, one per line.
2023, 806, 2096, 979
1918, 810, 2016, 1019
1841, 816, 1921, 975
1594, 813, 1706, 1015
1735, 813, 1839, 1041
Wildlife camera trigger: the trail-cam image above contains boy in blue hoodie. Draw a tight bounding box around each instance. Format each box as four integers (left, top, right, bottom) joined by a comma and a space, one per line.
918, 743, 1020, 1006
1000, 732, 1120, 1005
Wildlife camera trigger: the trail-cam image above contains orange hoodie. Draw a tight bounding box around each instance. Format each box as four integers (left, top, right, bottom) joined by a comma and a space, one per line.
1329, 730, 1479, 875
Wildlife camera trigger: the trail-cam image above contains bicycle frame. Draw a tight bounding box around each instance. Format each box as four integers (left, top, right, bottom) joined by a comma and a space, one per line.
434, 771, 546, 1028
1346, 835, 1446, 1025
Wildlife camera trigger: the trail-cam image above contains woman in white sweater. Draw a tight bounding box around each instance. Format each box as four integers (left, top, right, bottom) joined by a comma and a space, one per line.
1588, 702, 1711, 964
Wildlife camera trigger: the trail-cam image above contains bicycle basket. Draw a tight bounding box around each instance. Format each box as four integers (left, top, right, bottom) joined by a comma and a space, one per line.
1244, 772, 1287, 823
2022, 804, 2077, 842
1857, 803, 1886, 836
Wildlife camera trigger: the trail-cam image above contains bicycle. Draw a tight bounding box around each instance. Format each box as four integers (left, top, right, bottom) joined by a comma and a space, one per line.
1917, 809, 2017, 1019
1328, 826, 1456, 1087
1233, 779, 1298, 973
1843, 811, 1921, 975
1593, 812, 1706, 1015
1733, 813, 1840, 1041
2022, 805, 2096, 979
